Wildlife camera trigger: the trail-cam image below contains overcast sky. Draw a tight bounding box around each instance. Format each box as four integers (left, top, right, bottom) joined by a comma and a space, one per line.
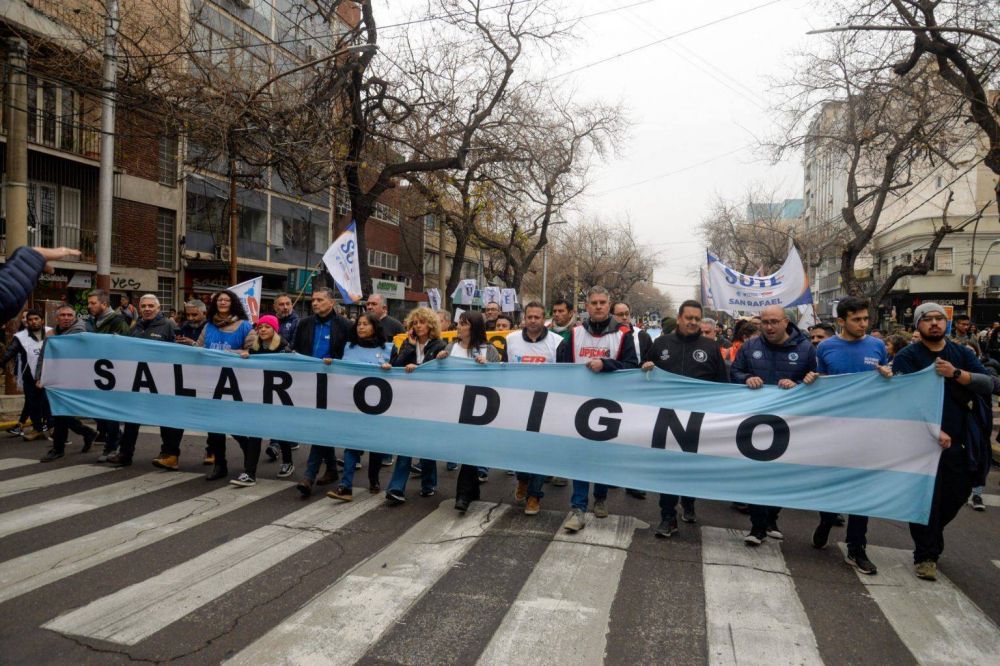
385, 0, 823, 306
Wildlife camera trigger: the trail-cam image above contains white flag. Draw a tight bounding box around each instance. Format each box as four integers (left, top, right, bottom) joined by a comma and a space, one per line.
482, 286, 501, 309
229, 276, 263, 323
451, 279, 477, 305
500, 288, 517, 312
322, 222, 363, 304
427, 288, 442, 311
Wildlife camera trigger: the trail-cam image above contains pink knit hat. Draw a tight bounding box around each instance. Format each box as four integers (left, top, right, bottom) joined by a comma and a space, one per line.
257, 315, 280, 331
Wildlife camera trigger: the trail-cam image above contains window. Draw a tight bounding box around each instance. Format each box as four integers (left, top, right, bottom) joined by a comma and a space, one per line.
933, 248, 953, 273
372, 201, 400, 225
60, 187, 81, 252
157, 277, 176, 311
423, 251, 439, 274
158, 134, 178, 186
367, 249, 398, 271
461, 260, 479, 280
336, 189, 352, 216
157, 209, 176, 270
186, 190, 227, 235
27, 182, 57, 248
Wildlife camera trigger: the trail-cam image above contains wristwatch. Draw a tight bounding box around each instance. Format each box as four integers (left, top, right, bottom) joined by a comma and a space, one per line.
952, 368, 962, 379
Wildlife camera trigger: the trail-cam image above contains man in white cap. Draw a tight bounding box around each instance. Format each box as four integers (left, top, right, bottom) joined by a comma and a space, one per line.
892, 302, 988, 581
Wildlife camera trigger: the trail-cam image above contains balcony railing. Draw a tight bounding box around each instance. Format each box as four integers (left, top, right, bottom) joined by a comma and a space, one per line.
1, 118, 101, 160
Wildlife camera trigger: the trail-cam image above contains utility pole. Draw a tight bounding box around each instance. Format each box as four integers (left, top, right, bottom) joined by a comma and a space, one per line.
966, 216, 981, 319
4, 38, 29, 255
96, 0, 120, 291
228, 152, 239, 285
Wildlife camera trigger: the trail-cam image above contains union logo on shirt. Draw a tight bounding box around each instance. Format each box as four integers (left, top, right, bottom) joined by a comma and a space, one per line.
517, 355, 548, 363
579, 347, 610, 358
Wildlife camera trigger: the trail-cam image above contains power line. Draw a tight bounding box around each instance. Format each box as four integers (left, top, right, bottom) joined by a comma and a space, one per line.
591, 145, 751, 195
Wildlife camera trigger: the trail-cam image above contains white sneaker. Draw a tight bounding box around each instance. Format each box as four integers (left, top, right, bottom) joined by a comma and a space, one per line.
230, 473, 256, 487
277, 463, 294, 478
563, 508, 586, 532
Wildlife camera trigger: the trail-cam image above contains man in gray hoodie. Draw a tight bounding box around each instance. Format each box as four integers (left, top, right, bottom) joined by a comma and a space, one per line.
39, 305, 97, 461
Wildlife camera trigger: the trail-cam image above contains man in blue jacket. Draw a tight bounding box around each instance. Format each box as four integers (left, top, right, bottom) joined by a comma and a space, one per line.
732, 305, 817, 546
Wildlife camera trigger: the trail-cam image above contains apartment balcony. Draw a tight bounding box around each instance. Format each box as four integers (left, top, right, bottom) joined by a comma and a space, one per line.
1, 118, 101, 161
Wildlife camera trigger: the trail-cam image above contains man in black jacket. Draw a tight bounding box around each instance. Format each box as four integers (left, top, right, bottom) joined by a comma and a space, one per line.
38, 305, 97, 461
107, 295, 184, 467
642, 300, 728, 537
292, 288, 352, 495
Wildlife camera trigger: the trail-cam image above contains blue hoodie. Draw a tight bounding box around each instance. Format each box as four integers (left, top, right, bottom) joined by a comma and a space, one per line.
730, 322, 816, 385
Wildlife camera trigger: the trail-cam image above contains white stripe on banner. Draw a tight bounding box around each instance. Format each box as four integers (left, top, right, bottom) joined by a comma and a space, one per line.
227, 501, 509, 665
477, 514, 645, 666
844, 545, 1000, 665
0, 464, 114, 499
0, 481, 284, 604
45, 492, 383, 645
0, 458, 38, 472
702, 527, 822, 666
39, 335, 946, 523
0, 471, 198, 540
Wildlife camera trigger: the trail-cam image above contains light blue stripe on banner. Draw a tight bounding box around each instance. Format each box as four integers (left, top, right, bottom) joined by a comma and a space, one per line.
46, 389, 935, 523
45, 334, 943, 424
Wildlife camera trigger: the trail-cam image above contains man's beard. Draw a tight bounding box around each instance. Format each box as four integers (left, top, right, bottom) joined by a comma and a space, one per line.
921, 330, 945, 342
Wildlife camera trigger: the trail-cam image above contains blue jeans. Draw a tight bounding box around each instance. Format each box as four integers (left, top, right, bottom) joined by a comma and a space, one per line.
516, 472, 545, 499
388, 456, 437, 495
570, 480, 608, 512
304, 445, 337, 482
342, 449, 384, 489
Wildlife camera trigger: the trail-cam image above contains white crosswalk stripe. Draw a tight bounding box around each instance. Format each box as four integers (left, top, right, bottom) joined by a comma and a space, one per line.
0, 471, 198, 540
0, 464, 114, 498
227, 500, 510, 665
844, 544, 1000, 666
980, 494, 1000, 507
478, 513, 645, 666
0, 458, 38, 472
0, 480, 285, 604
43, 492, 383, 645
703, 527, 822, 666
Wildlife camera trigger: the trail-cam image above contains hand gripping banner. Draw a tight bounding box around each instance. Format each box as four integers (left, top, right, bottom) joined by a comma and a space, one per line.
41, 335, 944, 523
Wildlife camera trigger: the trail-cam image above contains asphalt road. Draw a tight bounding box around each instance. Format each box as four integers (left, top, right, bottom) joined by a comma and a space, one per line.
0, 430, 998, 665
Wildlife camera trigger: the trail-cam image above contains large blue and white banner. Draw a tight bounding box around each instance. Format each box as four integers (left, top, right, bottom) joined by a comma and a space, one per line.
40, 335, 944, 523
706, 244, 813, 313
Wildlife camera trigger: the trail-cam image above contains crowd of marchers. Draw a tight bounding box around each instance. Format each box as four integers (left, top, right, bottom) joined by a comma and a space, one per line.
2, 276, 996, 584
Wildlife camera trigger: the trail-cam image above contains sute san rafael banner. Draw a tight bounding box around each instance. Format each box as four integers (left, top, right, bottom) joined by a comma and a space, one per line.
323, 222, 363, 304
40, 335, 944, 523
706, 244, 813, 313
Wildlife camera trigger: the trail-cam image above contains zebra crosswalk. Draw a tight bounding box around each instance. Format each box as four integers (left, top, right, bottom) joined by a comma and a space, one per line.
0, 458, 998, 665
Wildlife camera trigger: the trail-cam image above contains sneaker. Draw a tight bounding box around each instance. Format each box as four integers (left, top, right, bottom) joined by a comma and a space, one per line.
914, 560, 937, 581
846, 548, 878, 575
744, 530, 765, 546
296, 478, 313, 498
336, 458, 345, 468
832, 513, 846, 526
625, 489, 647, 500
264, 444, 279, 462
6, 424, 24, 437
681, 506, 697, 524
766, 523, 784, 540
203, 454, 215, 466
277, 463, 294, 478
446, 462, 458, 471
152, 455, 179, 471
419, 488, 436, 497
381, 456, 394, 467
230, 473, 256, 487
290, 444, 300, 451
970, 495, 985, 511
106, 453, 132, 467
455, 497, 470, 513
812, 520, 833, 549
551, 477, 568, 487
355, 461, 362, 470
477, 471, 489, 483
40, 449, 64, 463
515, 480, 529, 503
654, 518, 679, 538
563, 508, 586, 532
386, 489, 406, 505
525, 496, 540, 515
593, 500, 609, 519
81, 430, 97, 453
327, 485, 353, 501
409, 463, 422, 475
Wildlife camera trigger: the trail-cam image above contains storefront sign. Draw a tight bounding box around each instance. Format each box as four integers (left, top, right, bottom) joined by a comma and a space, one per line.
110, 269, 158, 292
371, 278, 405, 300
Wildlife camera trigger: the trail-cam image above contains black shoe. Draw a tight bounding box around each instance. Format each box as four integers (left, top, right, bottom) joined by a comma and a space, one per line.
264, 444, 278, 462
296, 478, 313, 498
812, 521, 833, 549
846, 548, 878, 575
681, 507, 697, 524
40, 449, 64, 463
744, 530, 766, 546
419, 488, 436, 497
205, 464, 228, 481
654, 518, 678, 538
81, 430, 97, 454
386, 489, 406, 505
832, 513, 846, 526
455, 497, 470, 513
106, 453, 132, 467
625, 489, 647, 500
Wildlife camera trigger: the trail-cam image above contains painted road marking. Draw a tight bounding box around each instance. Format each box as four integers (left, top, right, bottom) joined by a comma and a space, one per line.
477, 513, 646, 666
0, 458, 38, 472
227, 500, 509, 665
0, 464, 114, 499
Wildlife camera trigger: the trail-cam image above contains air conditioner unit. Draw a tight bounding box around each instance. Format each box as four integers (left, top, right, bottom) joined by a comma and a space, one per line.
215, 245, 231, 262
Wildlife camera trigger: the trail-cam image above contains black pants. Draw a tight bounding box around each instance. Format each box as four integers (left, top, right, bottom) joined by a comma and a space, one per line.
236, 436, 262, 478
818, 512, 869, 550
118, 423, 185, 461
660, 495, 696, 521
270, 440, 294, 464
96, 419, 121, 453
51, 416, 96, 454
910, 449, 973, 564
22, 378, 47, 431
207, 432, 229, 465
456, 464, 481, 502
